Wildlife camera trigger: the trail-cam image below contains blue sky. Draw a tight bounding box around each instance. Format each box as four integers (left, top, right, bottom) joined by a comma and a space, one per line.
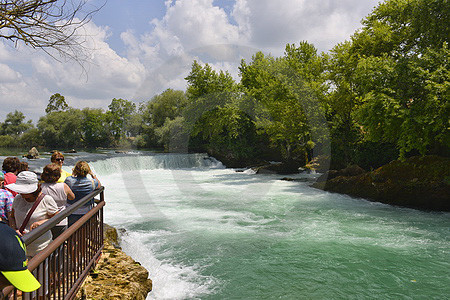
0, 0, 380, 122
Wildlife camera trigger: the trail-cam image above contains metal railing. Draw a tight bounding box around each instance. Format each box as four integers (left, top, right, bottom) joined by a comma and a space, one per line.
1, 186, 105, 300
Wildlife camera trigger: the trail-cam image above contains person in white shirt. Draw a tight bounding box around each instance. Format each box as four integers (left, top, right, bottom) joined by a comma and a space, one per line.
41, 163, 75, 239
6, 171, 59, 258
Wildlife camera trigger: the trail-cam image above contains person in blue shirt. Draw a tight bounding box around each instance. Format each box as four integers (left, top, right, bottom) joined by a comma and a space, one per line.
64, 161, 101, 227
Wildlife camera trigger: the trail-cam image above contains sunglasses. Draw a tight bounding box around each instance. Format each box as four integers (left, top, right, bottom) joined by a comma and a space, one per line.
55, 158, 64, 162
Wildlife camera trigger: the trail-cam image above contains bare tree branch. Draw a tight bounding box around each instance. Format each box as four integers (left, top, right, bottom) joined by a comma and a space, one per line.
0, 0, 104, 64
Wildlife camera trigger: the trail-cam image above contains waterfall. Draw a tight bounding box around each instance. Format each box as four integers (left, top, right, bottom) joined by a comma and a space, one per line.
89, 153, 224, 176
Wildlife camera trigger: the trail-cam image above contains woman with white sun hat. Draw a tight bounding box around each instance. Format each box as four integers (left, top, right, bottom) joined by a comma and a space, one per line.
6, 171, 59, 258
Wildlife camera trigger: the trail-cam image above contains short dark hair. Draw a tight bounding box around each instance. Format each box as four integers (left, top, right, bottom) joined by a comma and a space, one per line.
18, 162, 29, 173
2, 157, 20, 173
50, 151, 64, 163
40, 164, 61, 183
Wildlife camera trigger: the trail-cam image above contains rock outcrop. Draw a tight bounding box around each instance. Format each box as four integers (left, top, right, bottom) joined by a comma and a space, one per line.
23, 147, 40, 159
252, 161, 302, 175
77, 224, 152, 300
313, 156, 450, 211
315, 164, 366, 182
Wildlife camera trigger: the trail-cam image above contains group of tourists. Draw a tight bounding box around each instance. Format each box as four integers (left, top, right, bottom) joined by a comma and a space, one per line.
0, 152, 101, 294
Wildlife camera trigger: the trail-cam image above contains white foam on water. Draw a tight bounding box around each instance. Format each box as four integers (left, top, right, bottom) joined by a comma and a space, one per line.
242, 168, 256, 175
100, 166, 238, 299
99, 165, 290, 299
89, 153, 224, 176
119, 230, 218, 300
91, 154, 450, 299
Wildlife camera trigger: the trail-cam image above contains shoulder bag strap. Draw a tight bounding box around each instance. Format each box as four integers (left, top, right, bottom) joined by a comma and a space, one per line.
19, 193, 45, 234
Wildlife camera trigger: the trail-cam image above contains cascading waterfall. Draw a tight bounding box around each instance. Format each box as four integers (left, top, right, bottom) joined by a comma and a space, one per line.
89, 153, 224, 176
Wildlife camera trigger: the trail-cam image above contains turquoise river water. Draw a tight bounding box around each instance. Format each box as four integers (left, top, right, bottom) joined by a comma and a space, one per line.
12, 152, 450, 299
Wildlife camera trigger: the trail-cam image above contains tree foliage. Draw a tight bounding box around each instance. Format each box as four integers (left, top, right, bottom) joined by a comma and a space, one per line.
37, 108, 84, 148
240, 43, 328, 164
0, 110, 32, 136
1, 0, 447, 169
82, 108, 111, 148
349, 0, 449, 158
183, 61, 262, 164
143, 89, 187, 128
138, 89, 188, 149
46, 93, 69, 113
0, 110, 35, 148
107, 98, 136, 139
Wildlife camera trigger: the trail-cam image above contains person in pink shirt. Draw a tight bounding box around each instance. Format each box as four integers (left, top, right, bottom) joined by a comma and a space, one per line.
2, 157, 20, 196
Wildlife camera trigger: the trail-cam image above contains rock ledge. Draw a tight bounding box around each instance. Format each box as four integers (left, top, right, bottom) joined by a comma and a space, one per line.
313, 155, 450, 211
76, 224, 152, 299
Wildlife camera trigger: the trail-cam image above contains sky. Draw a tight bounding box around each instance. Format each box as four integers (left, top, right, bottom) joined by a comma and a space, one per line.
0, 0, 381, 122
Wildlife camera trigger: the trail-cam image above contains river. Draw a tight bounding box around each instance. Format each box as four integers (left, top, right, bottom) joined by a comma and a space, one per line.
8, 151, 450, 299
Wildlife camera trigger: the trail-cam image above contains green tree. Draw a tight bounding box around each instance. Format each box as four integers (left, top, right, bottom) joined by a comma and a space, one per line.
107, 98, 136, 140
239, 46, 327, 165
184, 61, 237, 129
143, 89, 188, 128
0, 110, 33, 136
284, 42, 330, 159
20, 128, 44, 149
138, 89, 188, 149
183, 61, 262, 165
185, 61, 236, 100
350, 0, 449, 158
37, 109, 84, 148
325, 41, 364, 168
82, 108, 111, 148
154, 116, 188, 152
46, 93, 69, 113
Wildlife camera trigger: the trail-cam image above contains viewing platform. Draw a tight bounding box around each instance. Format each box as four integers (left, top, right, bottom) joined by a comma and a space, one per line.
0, 186, 147, 299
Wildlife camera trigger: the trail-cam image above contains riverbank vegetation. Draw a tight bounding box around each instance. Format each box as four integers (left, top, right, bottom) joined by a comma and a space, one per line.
1, 0, 448, 170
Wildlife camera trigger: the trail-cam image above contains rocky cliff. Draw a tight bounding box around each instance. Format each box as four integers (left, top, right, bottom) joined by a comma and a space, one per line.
76, 224, 152, 300
313, 155, 450, 211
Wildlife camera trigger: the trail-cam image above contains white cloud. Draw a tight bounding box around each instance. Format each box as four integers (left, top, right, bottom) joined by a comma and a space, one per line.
0, 77, 49, 121
0, 20, 147, 121
128, 0, 255, 100
128, 0, 246, 62
161, 0, 241, 51
0, 0, 380, 122
232, 0, 380, 54
0, 63, 22, 83
128, 0, 380, 102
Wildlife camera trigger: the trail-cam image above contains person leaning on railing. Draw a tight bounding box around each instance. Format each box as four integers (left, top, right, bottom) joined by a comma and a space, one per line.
50, 151, 71, 183
2, 157, 20, 196
64, 161, 101, 227
0, 180, 14, 225
6, 171, 59, 259
41, 163, 75, 239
